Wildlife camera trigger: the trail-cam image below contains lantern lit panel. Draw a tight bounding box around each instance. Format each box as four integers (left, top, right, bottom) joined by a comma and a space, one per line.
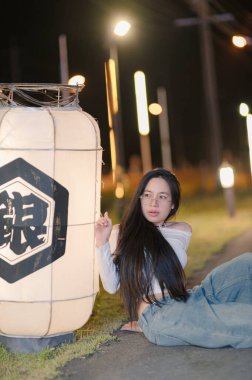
0, 106, 101, 338
53, 110, 100, 225
54, 151, 99, 224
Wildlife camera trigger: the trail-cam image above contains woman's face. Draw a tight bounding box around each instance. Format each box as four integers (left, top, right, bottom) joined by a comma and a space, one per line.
140, 177, 174, 225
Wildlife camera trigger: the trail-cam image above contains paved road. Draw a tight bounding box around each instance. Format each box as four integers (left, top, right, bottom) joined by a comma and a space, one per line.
56, 229, 252, 380
57, 333, 252, 380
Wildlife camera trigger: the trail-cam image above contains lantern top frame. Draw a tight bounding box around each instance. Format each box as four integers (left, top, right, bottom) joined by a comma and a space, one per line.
0, 83, 84, 108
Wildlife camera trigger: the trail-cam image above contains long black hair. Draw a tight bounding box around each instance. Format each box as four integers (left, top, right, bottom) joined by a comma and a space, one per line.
114, 168, 189, 321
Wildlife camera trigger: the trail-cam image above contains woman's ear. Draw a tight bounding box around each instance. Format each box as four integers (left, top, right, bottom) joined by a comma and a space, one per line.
169, 204, 176, 217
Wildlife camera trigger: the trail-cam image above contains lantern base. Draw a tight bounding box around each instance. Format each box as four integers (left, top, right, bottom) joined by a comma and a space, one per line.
0, 332, 75, 353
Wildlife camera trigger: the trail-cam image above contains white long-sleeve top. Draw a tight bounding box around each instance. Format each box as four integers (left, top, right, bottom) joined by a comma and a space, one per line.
96, 225, 192, 294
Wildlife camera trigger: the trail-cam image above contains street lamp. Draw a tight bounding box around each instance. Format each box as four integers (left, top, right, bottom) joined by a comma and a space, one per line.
114, 20, 131, 37
149, 91, 173, 170
59, 34, 70, 100
68, 75, 85, 96
219, 161, 235, 217
149, 103, 162, 116
232, 35, 252, 48
239, 102, 249, 117
238, 103, 252, 179
105, 19, 131, 183
68, 75, 85, 86
134, 70, 152, 173
246, 114, 252, 179
59, 34, 69, 84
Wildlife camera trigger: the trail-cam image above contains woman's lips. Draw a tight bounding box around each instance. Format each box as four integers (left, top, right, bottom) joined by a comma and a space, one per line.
148, 211, 159, 217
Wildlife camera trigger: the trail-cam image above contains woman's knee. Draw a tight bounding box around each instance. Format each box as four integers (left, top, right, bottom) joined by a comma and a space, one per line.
233, 252, 252, 270
202, 253, 252, 299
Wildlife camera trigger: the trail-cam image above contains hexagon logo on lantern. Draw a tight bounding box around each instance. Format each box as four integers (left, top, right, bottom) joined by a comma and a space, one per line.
0, 157, 69, 284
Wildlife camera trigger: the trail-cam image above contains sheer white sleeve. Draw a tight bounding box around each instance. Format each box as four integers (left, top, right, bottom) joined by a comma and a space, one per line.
160, 227, 192, 268
96, 228, 120, 294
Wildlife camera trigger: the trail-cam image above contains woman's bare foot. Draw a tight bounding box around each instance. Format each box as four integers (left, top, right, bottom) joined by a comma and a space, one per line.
120, 321, 142, 332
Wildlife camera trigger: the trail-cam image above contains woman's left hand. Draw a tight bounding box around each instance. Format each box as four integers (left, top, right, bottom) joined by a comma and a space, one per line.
95, 211, 113, 247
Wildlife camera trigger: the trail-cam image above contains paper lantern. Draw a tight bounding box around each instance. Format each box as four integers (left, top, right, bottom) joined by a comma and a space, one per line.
0, 84, 102, 352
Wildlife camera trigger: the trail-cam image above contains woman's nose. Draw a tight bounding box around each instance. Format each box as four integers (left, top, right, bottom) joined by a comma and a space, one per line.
150, 197, 158, 205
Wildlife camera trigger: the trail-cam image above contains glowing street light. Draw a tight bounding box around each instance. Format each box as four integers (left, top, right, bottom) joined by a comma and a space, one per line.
219, 164, 235, 189
219, 161, 235, 217
238, 103, 252, 183
114, 20, 131, 37
149, 103, 162, 116
134, 71, 150, 135
115, 181, 125, 199
232, 35, 248, 48
232, 35, 252, 48
246, 114, 252, 178
239, 102, 250, 117
68, 75, 85, 86
134, 71, 152, 173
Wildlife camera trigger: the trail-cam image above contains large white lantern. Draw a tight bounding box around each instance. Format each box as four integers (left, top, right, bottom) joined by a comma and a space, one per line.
0, 84, 102, 352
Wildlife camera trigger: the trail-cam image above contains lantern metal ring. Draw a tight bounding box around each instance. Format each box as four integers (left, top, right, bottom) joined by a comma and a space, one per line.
0, 83, 84, 107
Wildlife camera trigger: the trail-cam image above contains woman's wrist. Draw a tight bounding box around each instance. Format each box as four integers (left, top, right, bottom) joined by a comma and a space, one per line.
96, 240, 109, 249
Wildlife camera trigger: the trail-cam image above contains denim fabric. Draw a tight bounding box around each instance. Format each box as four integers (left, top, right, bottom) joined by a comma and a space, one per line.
138, 252, 252, 348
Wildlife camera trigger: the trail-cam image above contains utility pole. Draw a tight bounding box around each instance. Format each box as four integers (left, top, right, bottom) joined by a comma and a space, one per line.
59, 34, 69, 84
157, 87, 173, 170
10, 38, 21, 82
175, 0, 234, 172
59, 34, 69, 99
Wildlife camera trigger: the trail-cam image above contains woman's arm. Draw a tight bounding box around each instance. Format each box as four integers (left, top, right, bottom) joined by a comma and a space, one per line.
95, 213, 120, 294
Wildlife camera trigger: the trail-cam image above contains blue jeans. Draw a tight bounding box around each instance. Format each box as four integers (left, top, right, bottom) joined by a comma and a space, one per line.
138, 253, 252, 348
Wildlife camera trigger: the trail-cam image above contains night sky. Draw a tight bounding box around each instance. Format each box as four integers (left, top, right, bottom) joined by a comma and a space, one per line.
1, 0, 252, 173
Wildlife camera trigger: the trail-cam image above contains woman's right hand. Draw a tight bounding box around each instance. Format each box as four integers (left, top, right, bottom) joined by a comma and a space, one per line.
95, 211, 113, 247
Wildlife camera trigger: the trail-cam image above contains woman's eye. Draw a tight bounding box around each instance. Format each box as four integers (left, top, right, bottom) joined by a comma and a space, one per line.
143, 193, 151, 198
159, 195, 167, 200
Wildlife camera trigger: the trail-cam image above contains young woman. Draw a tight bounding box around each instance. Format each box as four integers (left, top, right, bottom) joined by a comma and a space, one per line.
95, 168, 252, 348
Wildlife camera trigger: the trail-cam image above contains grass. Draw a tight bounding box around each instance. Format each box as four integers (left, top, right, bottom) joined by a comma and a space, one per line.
1, 190, 252, 380
0, 292, 126, 380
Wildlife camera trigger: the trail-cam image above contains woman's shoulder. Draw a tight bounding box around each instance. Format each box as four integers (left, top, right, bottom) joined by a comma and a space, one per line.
164, 221, 192, 234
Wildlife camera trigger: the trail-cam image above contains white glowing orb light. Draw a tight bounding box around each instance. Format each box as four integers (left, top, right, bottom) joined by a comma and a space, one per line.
239, 103, 249, 117
232, 35, 247, 48
219, 164, 235, 189
149, 103, 162, 116
246, 114, 252, 177
114, 20, 131, 37
134, 71, 150, 136
68, 75, 85, 86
